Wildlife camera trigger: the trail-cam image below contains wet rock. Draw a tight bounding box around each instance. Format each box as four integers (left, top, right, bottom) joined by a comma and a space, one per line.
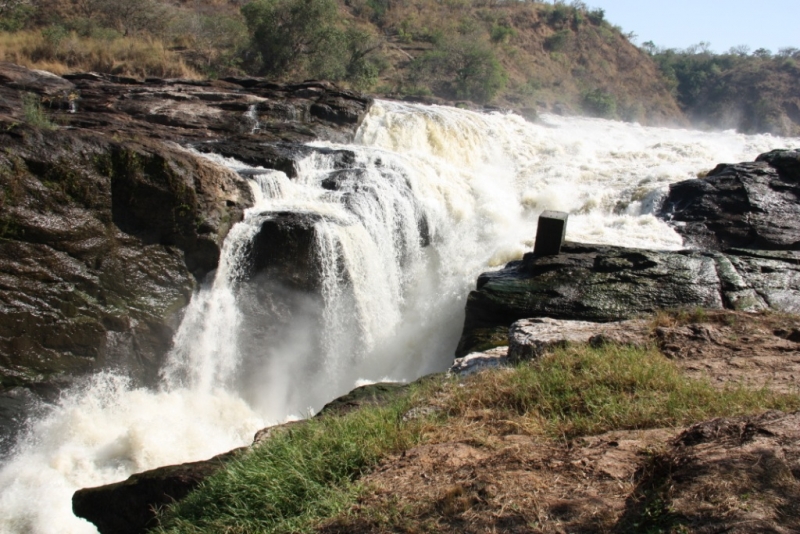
246, 211, 328, 291
72, 447, 246, 534
661, 149, 800, 250
0, 123, 252, 441
193, 140, 355, 178
456, 243, 800, 357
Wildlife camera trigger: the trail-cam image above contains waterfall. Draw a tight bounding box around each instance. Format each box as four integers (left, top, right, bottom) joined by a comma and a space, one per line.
0, 100, 797, 534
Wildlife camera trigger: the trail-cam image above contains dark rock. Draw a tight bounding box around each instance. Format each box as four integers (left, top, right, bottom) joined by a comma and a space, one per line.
661, 150, 800, 250
456, 243, 800, 357
246, 211, 329, 291
193, 141, 355, 179
317, 382, 408, 417
0, 62, 373, 443
72, 447, 245, 534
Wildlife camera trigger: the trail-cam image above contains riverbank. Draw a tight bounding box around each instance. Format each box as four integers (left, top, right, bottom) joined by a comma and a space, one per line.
105, 309, 800, 533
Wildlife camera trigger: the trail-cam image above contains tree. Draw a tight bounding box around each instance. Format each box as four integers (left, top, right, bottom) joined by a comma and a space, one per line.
413, 35, 506, 103
242, 0, 385, 84
242, 0, 345, 77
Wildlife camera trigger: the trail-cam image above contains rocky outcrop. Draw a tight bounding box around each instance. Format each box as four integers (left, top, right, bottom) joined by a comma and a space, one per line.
72, 447, 246, 534
0, 62, 373, 440
661, 149, 800, 251
72, 381, 409, 534
456, 243, 800, 357
507, 317, 649, 362
0, 125, 254, 403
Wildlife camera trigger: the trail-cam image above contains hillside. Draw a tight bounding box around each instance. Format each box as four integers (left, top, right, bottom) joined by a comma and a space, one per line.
648, 45, 800, 137
0, 0, 685, 125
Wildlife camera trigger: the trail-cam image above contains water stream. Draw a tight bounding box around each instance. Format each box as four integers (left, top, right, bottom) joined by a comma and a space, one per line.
0, 100, 797, 533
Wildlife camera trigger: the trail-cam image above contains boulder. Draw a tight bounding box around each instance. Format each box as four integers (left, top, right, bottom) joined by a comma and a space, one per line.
661, 149, 800, 251
456, 243, 800, 357
507, 317, 649, 362
72, 448, 246, 534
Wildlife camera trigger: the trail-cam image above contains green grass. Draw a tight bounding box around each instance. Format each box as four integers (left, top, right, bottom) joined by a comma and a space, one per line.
153, 391, 432, 534
153, 342, 800, 533
445, 343, 800, 439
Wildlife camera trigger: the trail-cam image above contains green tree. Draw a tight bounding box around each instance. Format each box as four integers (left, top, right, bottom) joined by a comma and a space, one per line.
242, 0, 345, 77
413, 35, 506, 103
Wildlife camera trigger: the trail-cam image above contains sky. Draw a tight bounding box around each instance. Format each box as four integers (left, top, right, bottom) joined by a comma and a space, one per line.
586, 0, 799, 54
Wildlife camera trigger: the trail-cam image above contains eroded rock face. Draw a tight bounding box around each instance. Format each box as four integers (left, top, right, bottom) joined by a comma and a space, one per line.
0, 62, 373, 440
661, 149, 800, 251
0, 126, 255, 440
457, 243, 800, 356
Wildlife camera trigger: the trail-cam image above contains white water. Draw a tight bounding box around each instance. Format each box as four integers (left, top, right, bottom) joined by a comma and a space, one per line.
1, 101, 797, 533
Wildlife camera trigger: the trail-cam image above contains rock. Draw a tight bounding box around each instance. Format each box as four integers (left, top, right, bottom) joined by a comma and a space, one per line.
317, 382, 409, 417
245, 211, 329, 291
72, 447, 246, 534
507, 317, 649, 362
449, 347, 509, 377
661, 149, 800, 250
193, 140, 356, 179
0, 62, 373, 443
456, 243, 800, 357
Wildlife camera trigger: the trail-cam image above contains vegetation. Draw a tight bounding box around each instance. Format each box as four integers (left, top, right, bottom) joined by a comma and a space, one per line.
2, 0, 797, 131
153, 340, 800, 533
644, 41, 800, 135
0, 0, 683, 121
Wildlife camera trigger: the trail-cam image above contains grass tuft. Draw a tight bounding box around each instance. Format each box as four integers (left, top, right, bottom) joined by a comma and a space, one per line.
153, 393, 432, 534
442, 343, 799, 439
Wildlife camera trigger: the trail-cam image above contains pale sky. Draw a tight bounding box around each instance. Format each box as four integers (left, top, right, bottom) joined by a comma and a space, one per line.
586, 1, 799, 54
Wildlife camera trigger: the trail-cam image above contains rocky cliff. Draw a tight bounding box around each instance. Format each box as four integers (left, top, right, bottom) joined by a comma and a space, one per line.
0, 62, 372, 441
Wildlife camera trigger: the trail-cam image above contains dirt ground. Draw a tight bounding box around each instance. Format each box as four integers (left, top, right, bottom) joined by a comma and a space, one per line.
319, 311, 800, 534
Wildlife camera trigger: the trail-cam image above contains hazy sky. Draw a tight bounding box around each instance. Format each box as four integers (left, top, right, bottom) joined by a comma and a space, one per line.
587, 0, 799, 54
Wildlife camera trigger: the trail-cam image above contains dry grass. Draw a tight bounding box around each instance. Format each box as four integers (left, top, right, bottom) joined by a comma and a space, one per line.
0, 30, 200, 78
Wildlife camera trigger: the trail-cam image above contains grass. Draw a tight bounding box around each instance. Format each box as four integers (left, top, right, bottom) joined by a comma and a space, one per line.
153, 389, 436, 534
0, 30, 199, 78
152, 342, 800, 533
439, 343, 799, 440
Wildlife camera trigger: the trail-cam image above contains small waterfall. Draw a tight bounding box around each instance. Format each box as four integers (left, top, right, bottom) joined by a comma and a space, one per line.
1, 100, 798, 534
246, 104, 261, 134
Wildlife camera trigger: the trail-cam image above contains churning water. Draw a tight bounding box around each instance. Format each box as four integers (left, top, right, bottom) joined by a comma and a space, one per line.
1, 100, 797, 533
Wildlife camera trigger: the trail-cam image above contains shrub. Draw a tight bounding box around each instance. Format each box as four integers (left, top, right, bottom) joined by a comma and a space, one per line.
242, 0, 384, 84
21, 92, 55, 129
413, 35, 506, 103
544, 29, 570, 51
582, 88, 617, 118
587, 7, 605, 25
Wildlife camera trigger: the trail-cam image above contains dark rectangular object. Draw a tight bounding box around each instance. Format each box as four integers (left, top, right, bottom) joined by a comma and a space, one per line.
534, 210, 568, 256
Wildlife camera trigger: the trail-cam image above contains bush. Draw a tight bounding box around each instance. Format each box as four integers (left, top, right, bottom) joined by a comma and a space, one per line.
412, 35, 506, 103
21, 92, 55, 129
587, 7, 605, 25
582, 88, 617, 118
242, 0, 384, 84
544, 29, 570, 51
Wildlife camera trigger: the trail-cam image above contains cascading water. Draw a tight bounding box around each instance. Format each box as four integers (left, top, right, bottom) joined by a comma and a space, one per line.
1, 100, 798, 533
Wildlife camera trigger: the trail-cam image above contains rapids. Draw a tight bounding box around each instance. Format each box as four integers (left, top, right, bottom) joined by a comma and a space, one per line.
0, 100, 797, 533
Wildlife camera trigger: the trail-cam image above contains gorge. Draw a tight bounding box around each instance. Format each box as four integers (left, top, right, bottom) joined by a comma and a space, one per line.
0, 63, 798, 533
